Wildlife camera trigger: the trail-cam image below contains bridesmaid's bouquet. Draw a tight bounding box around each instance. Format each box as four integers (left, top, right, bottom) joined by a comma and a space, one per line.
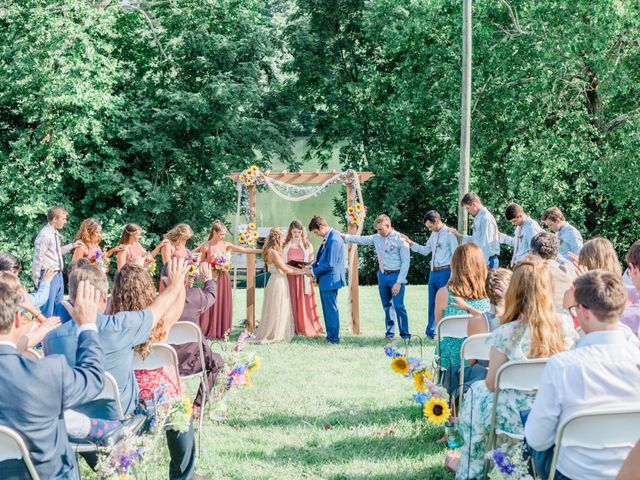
93, 250, 110, 274
211, 252, 232, 273
238, 223, 259, 247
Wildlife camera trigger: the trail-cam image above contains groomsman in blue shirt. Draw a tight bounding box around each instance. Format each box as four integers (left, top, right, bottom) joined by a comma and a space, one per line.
343, 214, 411, 340
499, 203, 543, 267
452, 192, 501, 269
541, 206, 583, 261
401, 211, 458, 339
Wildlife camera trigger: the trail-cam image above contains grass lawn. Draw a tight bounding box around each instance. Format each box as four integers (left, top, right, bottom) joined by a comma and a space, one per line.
192, 284, 453, 480
84, 285, 454, 479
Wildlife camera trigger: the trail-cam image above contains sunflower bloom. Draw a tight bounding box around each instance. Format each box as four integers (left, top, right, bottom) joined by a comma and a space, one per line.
347, 206, 355, 214
391, 356, 410, 375
248, 355, 262, 374
423, 397, 450, 424
413, 370, 431, 392
355, 203, 363, 212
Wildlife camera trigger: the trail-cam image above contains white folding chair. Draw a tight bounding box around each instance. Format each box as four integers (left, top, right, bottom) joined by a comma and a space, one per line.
132, 343, 182, 390
0, 425, 40, 479
549, 406, 640, 479
71, 372, 127, 454
22, 349, 42, 361
167, 322, 209, 453
434, 314, 471, 383
458, 333, 491, 408
487, 359, 548, 450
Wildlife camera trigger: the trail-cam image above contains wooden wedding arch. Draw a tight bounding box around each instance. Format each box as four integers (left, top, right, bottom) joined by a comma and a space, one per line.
228, 170, 374, 334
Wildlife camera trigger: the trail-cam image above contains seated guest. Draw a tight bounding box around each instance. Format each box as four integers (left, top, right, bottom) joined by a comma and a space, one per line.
109, 264, 199, 480
0, 252, 56, 310
454, 256, 578, 479
453, 268, 512, 335
525, 270, 640, 480
434, 243, 490, 371
167, 261, 223, 417
0, 280, 105, 479
530, 232, 577, 312
563, 238, 622, 325
621, 241, 640, 337
43, 258, 188, 419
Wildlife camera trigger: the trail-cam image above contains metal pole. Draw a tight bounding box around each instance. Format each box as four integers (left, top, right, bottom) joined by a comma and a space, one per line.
458, 0, 472, 234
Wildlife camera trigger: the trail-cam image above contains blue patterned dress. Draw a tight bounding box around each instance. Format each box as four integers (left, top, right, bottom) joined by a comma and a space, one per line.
439, 290, 490, 370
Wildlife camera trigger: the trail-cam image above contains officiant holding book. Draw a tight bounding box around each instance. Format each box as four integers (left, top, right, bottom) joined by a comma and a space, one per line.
284, 220, 324, 336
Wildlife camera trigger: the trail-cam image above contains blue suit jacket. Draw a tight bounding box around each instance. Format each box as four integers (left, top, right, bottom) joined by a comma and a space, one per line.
0, 330, 104, 479
312, 229, 346, 291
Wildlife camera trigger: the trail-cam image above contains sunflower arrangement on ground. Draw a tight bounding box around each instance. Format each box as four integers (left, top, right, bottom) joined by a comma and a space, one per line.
384, 345, 451, 425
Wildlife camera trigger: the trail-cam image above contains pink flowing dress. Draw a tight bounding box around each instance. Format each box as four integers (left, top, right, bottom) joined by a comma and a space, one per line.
286, 244, 323, 336
198, 244, 232, 340
125, 242, 146, 266
159, 244, 190, 292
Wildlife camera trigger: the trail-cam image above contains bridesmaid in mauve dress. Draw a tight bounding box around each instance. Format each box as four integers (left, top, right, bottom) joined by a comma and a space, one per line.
158, 223, 193, 292
195, 220, 261, 340
115, 223, 165, 271
283, 220, 323, 336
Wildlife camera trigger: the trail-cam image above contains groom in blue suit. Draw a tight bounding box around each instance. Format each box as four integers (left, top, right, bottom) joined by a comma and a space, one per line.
307, 216, 346, 344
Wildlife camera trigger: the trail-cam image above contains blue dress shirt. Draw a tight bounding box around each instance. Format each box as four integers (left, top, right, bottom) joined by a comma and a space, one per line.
462, 207, 501, 261
499, 216, 543, 266
557, 222, 583, 261
411, 225, 458, 269
344, 230, 410, 283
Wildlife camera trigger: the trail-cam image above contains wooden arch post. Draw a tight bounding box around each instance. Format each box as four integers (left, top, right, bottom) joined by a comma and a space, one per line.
229, 170, 374, 333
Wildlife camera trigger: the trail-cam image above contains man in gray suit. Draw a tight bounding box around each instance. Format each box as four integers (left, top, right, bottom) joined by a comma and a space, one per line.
0, 280, 104, 479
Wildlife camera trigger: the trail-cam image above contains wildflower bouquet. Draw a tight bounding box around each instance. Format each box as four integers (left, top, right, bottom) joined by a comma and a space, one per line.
160, 394, 193, 433
345, 202, 366, 226
93, 250, 110, 274
95, 433, 151, 479
238, 223, 259, 247
211, 252, 232, 273
211, 330, 262, 420
486, 444, 534, 480
185, 251, 202, 287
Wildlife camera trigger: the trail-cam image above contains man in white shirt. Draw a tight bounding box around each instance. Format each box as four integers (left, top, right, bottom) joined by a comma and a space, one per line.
401, 210, 458, 339
499, 203, 543, 267
525, 270, 640, 480
32, 206, 81, 316
453, 192, 500, 269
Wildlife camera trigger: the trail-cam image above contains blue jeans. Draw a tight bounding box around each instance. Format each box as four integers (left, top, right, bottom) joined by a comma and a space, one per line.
488, 255, 499, 270
377, 271, 410, 339
41, 270, 64, 317
319, 289, 340, 344
427, 268, 451, 337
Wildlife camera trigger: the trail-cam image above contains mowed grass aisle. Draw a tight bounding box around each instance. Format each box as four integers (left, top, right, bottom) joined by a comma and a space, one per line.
192, 285, 454, 479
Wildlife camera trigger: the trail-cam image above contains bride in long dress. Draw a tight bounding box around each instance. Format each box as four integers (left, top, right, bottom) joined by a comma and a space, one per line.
252, 227, 308, 343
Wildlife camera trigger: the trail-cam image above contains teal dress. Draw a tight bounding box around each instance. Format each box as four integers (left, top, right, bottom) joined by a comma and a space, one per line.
439, 290, 490, 370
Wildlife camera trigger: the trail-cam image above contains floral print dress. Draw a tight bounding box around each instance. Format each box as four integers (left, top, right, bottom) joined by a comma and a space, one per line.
455, 316, 578, 480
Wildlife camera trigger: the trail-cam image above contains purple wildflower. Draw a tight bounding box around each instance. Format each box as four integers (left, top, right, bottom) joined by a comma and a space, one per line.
412, 392, 428, 405
492, 448, 516, 475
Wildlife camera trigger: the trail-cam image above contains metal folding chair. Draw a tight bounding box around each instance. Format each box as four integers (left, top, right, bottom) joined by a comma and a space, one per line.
549, 406, 640, 479
0, 425, 40, 479
434, 314, 471, 383
167, 322, 209, 453
458, 333, 491, 408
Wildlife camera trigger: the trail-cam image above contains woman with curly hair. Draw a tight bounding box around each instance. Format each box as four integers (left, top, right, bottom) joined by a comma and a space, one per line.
109, 264, 199, 479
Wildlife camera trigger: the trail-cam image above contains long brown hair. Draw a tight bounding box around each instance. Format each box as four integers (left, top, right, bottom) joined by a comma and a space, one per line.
500, 256, 565, 358
119, 224, 142, 245
207, 220, 227, 241
578, 237, 622, 277
262, 228, 284, 263
164, 224, 193, 244
76, 218, 102, 245
110, 264, 164, 358
284, 220, 311, 249
447, 243, 487, 299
